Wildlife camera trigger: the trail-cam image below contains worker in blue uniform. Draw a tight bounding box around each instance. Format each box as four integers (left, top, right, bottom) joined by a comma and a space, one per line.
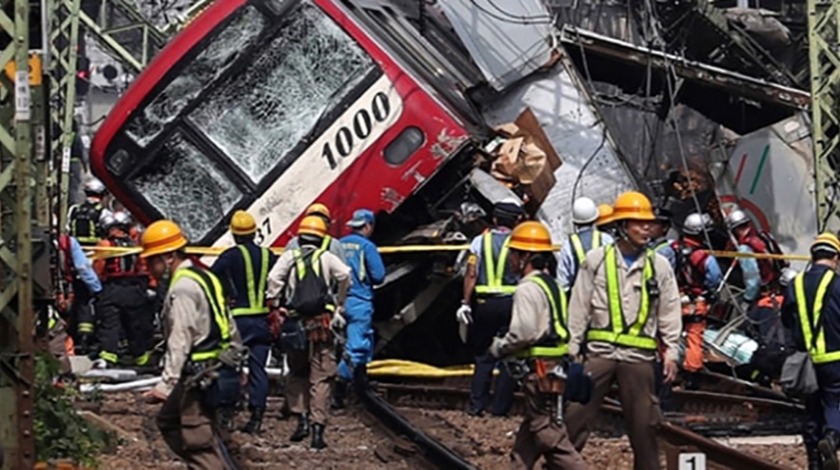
782, 233, 840, 470
211, 210, 277, 434
334, 209, 385, 406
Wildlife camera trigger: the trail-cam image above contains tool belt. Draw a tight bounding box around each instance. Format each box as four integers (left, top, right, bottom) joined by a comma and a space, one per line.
505, 358, 566, 394
279, 313, 332, 351
302, 313, 332, 343
184, 360, 241, 409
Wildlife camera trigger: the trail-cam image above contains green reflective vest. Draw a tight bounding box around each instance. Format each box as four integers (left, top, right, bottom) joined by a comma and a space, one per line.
171, 267, 231, 362
586, 245, 658, 350
518, 273, 570, 358
475, 232, 516, 296
570, 230, 602, 265
230, 245, 271, 316
794, 270, 840, 364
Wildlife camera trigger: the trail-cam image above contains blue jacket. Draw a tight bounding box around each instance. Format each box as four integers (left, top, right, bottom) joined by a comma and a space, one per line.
340, 232, 385, 301
211, 240, 278, 313
70, 236, 102, 294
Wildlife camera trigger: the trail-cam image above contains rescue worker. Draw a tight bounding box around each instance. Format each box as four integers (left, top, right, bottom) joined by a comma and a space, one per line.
140, 220, 241, 469
267, 215, 351, 450
488, 221, 587, 470
286, 203, 347, 262
67, 177, 108, 246
565, 191, 682, 470
558, 197, 613, 291
671, 213, 722, 380
335, 209, 386, 406
93, 211, 153, 367
725, 208, 782, 312
457, 199, 525, 417
650, 207, 676, 268
747, 267, 797, 387
211, 210, 278, 434
782, 233, 840, 470
596, 204, 618, 238
57, 233, 103, 355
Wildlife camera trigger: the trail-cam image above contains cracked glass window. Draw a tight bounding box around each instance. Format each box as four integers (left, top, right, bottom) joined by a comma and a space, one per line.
125, 6, 266, 147
129, 133, 242, 240
188, 2, 376, 183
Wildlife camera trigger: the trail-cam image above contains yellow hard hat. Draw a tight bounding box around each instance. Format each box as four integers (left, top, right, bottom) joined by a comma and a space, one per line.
305, 203, 331, 220
610, 191, 655, 223
140, 220, 188, 258
508, 221, 555, 252
298, 215, 328, 238
230, 210, 257, 235
811, 232, 840, 254
596, 204, 614, 226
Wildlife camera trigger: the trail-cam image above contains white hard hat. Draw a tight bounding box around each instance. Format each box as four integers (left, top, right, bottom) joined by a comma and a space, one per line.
113, 210, 133, 227
725, 209, 750, 231
683, 213, 707, 236
780, 267, 798, 287
99, 211, 116, 230
572, 197, 599, 225
84, 177, 106, 196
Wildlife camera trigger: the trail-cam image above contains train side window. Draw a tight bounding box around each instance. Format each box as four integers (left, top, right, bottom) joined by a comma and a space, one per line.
384, 127, 424, 166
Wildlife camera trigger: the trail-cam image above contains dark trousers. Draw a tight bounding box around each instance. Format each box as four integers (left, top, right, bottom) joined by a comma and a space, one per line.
235, 315, 272, 410
69, 279, 95, 354
468, 295, 516, 416
804, 363, 840, 446
96, 279, 152, 364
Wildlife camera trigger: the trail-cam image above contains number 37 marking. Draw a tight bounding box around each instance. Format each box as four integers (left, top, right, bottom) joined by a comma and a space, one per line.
321, 91, 391, 170
254, 218, 272, 245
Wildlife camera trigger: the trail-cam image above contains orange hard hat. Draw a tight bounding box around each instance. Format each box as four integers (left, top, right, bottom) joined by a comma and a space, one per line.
812, 232, 840, 255
305, 203, 331, 220
508, 221, 555, 252
230, 210, 257, 236
610, 191, 655, 223
140, 220, 188, 258
298, 215, 328, 238
596, 204, 614, 226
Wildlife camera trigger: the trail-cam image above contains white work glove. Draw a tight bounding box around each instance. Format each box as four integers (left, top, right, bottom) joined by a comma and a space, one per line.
456, 304, 472, 325
330, 311, 347, 333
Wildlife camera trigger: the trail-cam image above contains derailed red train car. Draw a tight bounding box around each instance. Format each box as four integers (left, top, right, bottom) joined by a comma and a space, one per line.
91, 0, 489, 247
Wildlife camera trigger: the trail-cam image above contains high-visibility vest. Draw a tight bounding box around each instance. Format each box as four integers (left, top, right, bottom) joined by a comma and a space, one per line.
231, 245, 271, 316
517, 273, 570, 358
794, 270, 840, 364
171, 267, 231, 362
292, 247, 336, 312
586, 245, 658, 350
475, 232, 516, 295
570, 230, 603, 265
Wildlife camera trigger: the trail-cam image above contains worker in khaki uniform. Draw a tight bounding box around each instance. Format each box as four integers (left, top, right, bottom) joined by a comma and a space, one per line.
267, 215, 351, 450
140, 220, 242, 469
565, 191, 682, 470
489, 221, 587, 470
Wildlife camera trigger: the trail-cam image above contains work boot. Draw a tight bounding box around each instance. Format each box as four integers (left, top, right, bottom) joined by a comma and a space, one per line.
819, 430, 840, 470
289, 413, 310, 442
331, 380, 348, 410
808, 444, 824, 470
241, 407, 264, 435
216, 406, 236, 434
311, 423, 327, 450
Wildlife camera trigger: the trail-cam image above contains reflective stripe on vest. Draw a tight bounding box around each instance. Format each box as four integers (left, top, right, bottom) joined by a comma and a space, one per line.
794, 271, 840, 364
171, 268, 231, 362
293, 247, 336, 312
586, 245, 658, 350
231, 245, 270, 316
570, 231, 602, 265
519, 274, 570, 358
475, 232, 515, 295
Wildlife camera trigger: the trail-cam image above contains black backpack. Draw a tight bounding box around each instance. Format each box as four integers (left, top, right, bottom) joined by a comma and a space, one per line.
288, 248, 332, 317
70, 201, 103, 243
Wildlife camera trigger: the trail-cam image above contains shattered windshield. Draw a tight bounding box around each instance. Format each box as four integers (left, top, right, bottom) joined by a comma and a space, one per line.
129, 132, 242, 240
188, 2, 376, 183
125, 6, 266, 147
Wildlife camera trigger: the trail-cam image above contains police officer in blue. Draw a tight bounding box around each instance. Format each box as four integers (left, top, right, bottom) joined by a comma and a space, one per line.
335, 209, 385, 406
211, 210, 278, 434
783, 233, 840, 470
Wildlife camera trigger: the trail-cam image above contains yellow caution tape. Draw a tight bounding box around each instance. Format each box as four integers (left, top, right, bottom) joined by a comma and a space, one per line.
367, 359, 478, 378
702, 250, 810, 262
